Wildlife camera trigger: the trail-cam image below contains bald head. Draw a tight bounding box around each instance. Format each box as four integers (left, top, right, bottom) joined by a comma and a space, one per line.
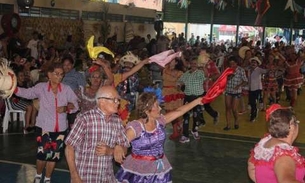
96, 86, 118, 99
96, 86, 120, 115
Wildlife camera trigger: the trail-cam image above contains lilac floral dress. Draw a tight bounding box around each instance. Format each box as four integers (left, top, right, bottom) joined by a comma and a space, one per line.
116, 115, 172, 183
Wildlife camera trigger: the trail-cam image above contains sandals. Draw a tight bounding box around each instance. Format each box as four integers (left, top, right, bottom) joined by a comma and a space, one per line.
223, 125, 239, 130
223, 126, 231, 131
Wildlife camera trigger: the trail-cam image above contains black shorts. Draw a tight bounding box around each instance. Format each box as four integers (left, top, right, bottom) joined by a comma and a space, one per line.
35, 127, 66, 162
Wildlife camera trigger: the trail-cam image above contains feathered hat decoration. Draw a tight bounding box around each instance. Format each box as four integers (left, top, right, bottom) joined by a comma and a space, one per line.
119, 51, 141, 66
87, 35, 114, 73
87, 36, 114, 59
144, 86, 164, 103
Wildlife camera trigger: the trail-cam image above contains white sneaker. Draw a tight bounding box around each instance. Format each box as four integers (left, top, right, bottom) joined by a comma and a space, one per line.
33, 177, 41, 183
191, 130, 200, 140
179, 136, 190, 143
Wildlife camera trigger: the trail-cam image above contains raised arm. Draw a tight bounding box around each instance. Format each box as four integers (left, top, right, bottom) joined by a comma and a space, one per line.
92, 58, 114, 86
15, 83, 41, 100
121, 58, 149, 81
164, 97, 203, 124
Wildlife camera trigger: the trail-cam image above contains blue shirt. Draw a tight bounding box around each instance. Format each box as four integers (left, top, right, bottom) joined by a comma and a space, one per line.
62, 69, 86, 91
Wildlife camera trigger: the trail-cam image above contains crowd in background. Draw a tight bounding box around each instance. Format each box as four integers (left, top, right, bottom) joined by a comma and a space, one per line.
1, 28, 305, 182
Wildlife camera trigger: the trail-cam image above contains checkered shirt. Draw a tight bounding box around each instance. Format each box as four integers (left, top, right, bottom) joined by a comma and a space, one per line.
178, 69, 205, 96
226, 66, 248, 94
65, 107, 129, 183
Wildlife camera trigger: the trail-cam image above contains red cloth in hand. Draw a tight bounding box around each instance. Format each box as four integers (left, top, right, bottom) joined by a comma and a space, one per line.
201, 68, 234, 104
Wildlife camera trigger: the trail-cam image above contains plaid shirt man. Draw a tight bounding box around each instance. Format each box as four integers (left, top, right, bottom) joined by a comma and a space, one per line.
178, 69, 205, 96
65, 107, 129, 183
226, 66, 248, 94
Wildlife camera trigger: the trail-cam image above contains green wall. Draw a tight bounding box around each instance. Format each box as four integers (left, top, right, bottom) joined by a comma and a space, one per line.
164, 0, 305, 28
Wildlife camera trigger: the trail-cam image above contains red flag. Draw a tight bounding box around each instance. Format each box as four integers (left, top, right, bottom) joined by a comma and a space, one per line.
202, 68, 234, 104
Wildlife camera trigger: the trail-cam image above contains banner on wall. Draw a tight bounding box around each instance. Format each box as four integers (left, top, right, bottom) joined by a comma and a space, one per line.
119, 0, 163, 11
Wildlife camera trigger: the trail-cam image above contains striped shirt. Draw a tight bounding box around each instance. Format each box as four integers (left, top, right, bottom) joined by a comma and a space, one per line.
15, 82, 79, 132
225, 66, 248, 94
178, 69, 205, 96
65, 107, 130, 183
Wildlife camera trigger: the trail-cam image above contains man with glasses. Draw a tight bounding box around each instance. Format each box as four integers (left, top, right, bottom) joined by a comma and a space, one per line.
65, 86, 129, 183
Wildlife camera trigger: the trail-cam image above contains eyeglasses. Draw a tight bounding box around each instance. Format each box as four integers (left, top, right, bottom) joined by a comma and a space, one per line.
98, 97, 121, 104
53, 72, 64, 77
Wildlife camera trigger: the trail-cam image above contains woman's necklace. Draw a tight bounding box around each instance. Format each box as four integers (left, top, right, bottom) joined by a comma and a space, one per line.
80, 86, 95, 102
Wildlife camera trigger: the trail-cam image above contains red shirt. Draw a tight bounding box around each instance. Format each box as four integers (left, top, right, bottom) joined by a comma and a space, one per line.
203, 60, 220, 91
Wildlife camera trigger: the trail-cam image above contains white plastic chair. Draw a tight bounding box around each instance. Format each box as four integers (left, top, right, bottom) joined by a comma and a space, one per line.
2, 99, 26, 134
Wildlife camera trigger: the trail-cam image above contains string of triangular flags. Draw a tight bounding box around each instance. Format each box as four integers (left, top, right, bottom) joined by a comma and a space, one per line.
165, 0, 305, 24
165, 0, 305, 16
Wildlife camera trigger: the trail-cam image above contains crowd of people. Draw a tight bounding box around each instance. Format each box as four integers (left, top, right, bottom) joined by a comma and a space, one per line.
1, 27, 305, 183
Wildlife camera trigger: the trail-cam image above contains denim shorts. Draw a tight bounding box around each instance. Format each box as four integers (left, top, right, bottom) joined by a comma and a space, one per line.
225, 92, 242, 98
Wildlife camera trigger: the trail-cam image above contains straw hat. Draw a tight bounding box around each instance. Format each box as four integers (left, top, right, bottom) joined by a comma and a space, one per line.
0, 58, 17, 98
238, 46, 250, 59
119, 51, 141, 66
250, 56, 262, 65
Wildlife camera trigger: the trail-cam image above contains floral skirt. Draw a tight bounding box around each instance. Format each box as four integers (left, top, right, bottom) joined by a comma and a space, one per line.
35, 127, 66, 162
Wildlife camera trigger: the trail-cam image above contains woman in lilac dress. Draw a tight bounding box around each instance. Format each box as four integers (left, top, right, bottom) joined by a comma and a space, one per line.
116, 92, 203, 183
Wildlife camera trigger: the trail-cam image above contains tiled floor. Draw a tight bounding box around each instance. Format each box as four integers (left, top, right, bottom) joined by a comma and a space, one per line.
1, 92, 305, 182
2, 131, 305, 183
0, 131, 260, 183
